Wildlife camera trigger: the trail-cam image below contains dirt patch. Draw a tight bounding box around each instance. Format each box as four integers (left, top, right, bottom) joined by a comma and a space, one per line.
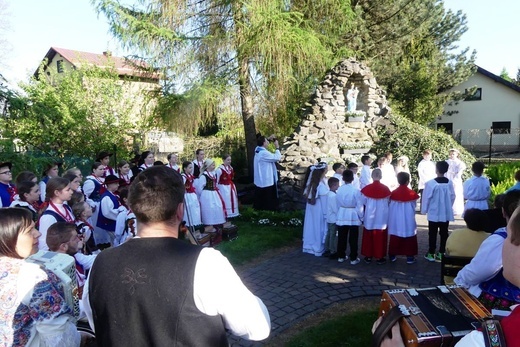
265, 296, 380, 346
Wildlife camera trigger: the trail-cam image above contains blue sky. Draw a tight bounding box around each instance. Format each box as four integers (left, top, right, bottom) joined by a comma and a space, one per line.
2, 0, 519, 84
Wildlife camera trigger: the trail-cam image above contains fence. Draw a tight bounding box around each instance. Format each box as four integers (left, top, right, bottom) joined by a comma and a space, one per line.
453, 128, 520, 154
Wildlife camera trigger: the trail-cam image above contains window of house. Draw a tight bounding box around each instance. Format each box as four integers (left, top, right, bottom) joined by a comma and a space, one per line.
492, 121, 511, 134
57, 60, 64, 73
464, 87, 482, 101
437, 123, 453, 134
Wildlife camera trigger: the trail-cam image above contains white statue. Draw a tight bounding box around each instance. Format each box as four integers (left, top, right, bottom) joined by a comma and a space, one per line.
347, 84, 359, 112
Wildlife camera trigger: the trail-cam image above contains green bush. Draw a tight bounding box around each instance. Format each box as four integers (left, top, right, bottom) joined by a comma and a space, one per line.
485, 162, 518, 203
486, 162, 519, 185
372, 113, 476, 189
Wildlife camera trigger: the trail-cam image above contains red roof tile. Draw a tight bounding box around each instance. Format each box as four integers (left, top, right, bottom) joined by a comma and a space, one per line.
37, 47, 160, 80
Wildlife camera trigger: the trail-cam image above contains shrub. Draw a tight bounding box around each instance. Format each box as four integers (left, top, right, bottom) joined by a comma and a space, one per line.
485, 162, 519, 186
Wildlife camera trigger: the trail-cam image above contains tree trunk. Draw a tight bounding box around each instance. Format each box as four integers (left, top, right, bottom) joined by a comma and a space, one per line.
238, 55, 257, 179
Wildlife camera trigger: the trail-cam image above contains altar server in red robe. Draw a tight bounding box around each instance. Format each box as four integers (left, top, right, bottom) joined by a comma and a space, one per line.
387, 172, 419, 264
360, 168, 391, 265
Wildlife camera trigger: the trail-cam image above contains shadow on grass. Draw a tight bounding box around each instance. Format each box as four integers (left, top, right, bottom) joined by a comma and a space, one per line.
266, 296, 379, 347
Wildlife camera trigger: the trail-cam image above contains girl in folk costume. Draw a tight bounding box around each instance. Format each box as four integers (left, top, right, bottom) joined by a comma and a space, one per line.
73, 201, 97, 255
360, 168, 391, 265
10, 180, 41, 222
38, 177, 74, 251
13, 171, 38, 201
114, 187, 135, 246
116, 160, 133, 188
96, 174, 125, 247
62, 172, 82, 194
446, 148, 467, 216
114, 187, 129, 246
0, 162, 16, 207
166, 153, 181, 172
138, 151, 155, 172
15, 171, 38, 185
216, 154, 239, 219
302, 162, 329, 256
96, 151, 116, 177
196, 159, 226, 227
192, 148, 205, 178
387, 172, 419, 264
39, 162, 60, 202
63, 167, 83, 182
181, 161, 202, 228
84, 162, 105, 204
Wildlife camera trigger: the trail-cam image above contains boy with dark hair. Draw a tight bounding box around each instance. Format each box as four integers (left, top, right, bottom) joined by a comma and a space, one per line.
323, 177, 340, 259
359, 155, 372, 189
336, 170, 364, 264
463, 161, 490, 214
347, 162, 360, 190
421, 160, 455, 262
84, 166, 270, 346
332, 163, 345, 186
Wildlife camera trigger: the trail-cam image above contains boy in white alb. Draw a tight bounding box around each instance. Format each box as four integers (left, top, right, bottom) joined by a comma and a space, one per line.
446, 148, 467, 216
421, 161, 455, 262
332, 163, 345, 186
417, 150, 436, 191
323, 177, 339, 259
387, 172, 419, 264
347, 162, 360, 190
360, 168, 391, 265
463, 161, 490, 214
359, 155, 373, 189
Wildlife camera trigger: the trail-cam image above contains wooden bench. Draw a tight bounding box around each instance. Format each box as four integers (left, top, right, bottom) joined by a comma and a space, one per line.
440, 254, 473, 285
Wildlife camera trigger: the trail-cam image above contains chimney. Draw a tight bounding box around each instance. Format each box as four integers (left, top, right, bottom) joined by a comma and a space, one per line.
103, 50, 112, 57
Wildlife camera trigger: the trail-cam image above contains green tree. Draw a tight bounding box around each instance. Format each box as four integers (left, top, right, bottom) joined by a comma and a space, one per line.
347, 0, 476, 124
500, 67, 512, 82
93, 0, 354, 171
2, 64, 136, 160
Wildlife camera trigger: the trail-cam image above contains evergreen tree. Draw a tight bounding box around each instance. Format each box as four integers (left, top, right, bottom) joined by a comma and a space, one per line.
93, 0, 354, 171
500, 67, 512, 82
347, 0, 476, 125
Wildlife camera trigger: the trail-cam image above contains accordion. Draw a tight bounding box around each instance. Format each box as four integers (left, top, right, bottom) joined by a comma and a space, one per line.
375, 285, 492, 347
27, 251, 81, 320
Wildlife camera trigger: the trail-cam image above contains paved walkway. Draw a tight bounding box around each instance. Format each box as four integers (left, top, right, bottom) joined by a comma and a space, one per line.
228, 214, 466, 346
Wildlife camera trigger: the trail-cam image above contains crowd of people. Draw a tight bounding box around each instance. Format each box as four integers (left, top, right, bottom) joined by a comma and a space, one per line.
295, 146, 520, 346
301, 149, 489, 266
0, 150, 269, 346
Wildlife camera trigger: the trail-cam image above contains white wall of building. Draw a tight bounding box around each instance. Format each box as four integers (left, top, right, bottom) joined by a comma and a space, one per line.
438, 70, 520, 149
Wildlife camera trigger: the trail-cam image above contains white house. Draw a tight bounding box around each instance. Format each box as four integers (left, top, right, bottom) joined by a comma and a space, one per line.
437, 66, 520, 151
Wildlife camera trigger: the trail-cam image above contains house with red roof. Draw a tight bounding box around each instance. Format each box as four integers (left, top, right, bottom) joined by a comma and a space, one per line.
35, 47, 161, 128
35, 47, 160, 82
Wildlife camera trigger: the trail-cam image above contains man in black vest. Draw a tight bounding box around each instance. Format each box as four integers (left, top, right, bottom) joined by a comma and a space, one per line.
83, 166, 270, 346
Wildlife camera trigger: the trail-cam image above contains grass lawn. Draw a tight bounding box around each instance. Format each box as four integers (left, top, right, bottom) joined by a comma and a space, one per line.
215, 219, 302, 266
267, 297, 380, 347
